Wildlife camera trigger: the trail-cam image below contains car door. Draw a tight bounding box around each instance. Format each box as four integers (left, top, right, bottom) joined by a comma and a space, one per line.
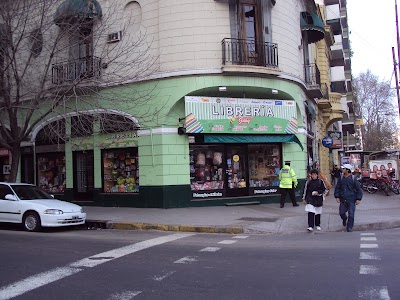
0, 184, 21, 223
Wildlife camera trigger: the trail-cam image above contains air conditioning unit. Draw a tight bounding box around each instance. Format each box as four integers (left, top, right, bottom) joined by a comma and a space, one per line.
107, 31, 122, 43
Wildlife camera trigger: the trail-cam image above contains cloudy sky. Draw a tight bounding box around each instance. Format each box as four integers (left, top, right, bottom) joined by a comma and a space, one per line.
347, 0, 398, 86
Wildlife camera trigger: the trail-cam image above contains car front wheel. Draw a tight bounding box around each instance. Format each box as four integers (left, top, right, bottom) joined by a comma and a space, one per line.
23, 212, 42, 232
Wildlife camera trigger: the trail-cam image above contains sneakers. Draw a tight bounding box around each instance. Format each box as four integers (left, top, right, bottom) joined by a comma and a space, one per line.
307, 227, 313, 232
293, 203, 299, 207
280, 204, 284, 208
346, 227, 352, 232
342, 218, 347, 227
316, 226, 321, 231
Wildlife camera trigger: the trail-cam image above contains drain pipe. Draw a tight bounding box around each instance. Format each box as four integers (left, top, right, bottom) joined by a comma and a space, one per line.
150, 128, 155, 166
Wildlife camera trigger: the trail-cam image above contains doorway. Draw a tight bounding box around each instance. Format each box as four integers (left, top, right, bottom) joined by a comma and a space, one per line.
73, 151, 94, 201
226, 145, 248, 197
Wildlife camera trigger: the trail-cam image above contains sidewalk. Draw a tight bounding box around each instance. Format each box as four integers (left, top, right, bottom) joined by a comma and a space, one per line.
83, 191, 400, 234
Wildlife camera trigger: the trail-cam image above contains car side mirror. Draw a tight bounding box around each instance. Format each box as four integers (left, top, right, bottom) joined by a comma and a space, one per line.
50, 194, 55, 198
5, 194, 17, 201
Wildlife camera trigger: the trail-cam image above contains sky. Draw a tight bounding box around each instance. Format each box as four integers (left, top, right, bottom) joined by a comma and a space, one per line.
346, 0, 398, 86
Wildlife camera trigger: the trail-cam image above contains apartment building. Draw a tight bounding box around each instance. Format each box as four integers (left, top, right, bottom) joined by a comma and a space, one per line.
1, 0, 348, 207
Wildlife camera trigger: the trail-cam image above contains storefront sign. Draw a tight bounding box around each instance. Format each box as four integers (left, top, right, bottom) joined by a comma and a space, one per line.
0, 148, 10, 157
184, 96, 297, 134
327, 131, 342, 148
251, 188, 279, 195
106, 132, 139, 140
71, 131, 139, 151
192, 191, 224, 198
233, 155, 240, 162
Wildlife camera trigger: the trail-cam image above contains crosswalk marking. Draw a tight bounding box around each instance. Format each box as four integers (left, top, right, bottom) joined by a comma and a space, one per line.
200, 247, 221, 252
0, 233, 195, 300
153, 271, 176, 282
108, 291, 142, 300
232, 235, 249, 239
218, 240, 237, 245
360, 233, 376, 236
361, 237, 377, 241
360, 244, 379, 249
174, 256, 198, 264
359, 265, 381, 275
360, 252, 381, 260
358, 286, 390, 300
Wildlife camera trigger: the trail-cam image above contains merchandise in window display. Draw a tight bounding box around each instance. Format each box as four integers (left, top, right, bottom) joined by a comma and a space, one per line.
103, 149, 139, 193
38, 155, 66, 194
248, 146, 281, 188
190, 148, 224, 191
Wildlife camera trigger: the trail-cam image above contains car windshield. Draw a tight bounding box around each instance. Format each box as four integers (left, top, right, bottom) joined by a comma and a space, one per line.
11, 185, 53, 200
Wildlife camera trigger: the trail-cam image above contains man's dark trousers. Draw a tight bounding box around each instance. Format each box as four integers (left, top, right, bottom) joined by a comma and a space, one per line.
280, 188, 296, 206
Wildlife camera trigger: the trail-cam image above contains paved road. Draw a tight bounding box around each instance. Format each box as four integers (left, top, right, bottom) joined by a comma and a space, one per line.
0, 228, 399, 300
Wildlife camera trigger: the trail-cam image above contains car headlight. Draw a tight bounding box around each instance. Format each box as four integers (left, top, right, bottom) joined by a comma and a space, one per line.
80, 208, 85, 213
44, 209, 64, 215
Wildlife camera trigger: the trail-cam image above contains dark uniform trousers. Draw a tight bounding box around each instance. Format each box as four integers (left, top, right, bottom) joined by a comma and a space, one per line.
280, 188, 296, 206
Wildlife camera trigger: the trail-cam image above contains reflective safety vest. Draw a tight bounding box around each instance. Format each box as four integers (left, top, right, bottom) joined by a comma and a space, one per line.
279, 165, 298, 189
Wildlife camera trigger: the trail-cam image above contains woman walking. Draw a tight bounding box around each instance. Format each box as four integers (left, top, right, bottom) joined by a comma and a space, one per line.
302, 169, 327, 232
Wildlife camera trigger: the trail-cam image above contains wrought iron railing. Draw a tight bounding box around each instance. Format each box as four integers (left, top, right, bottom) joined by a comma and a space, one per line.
222, 38, 278, 67
304, 63, 321, 86
51, 56, 101, 84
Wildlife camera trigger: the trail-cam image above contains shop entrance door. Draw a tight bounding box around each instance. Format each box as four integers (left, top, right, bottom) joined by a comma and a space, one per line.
226, 145, 248, 197
73, 151, 94, 201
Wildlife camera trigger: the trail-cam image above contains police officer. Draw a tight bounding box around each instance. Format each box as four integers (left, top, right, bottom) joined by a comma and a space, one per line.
279, 161, 299, 208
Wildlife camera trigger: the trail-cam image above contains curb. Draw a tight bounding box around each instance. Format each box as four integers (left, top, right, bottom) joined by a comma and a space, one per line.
86, 220, 244, 234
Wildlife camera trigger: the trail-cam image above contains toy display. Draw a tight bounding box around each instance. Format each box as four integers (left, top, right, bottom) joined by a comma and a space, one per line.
103, 149, 139, 193
190, 147, 224, 191
37, 154, 66, 194
248, 145, 280, 188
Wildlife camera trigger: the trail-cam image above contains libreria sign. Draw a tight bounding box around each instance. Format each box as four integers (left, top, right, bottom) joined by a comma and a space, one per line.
184, 96, 298, 135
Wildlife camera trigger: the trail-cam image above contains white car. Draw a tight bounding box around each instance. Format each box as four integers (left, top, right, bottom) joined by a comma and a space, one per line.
0, 182, 86, 231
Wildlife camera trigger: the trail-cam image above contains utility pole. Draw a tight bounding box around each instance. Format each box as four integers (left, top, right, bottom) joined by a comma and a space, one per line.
396, 0, 400, 81
393, 47, 400, 116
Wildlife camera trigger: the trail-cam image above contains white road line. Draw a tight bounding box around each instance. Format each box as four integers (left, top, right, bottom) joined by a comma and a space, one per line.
232, 235, 249, 239
70, 233, 195, 268
174, 256, 198, 264
360, 233, 376, 236
0, 233, 194, 300
359, 265, 381, 275
360, 252, 381, 260
108, 291, 142, 300
361, 237, 377, 241
199, 247, 221, 252
0, 267, 82, 300
358, 286, 390, 300
153, 271, 176, 282
218, 240, 237, 245
360, 244, 379, 249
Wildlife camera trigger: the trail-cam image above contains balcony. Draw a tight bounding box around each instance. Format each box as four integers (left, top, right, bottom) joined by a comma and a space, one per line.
304, 63, 324, 99
52, 56, 101, 84
222, 38, 278, 68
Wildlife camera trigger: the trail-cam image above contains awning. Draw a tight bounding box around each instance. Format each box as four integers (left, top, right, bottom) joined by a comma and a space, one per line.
54, 0, 102, 26
204, 134, 304, 151
306, 103, 316, 119
300, 12, 325, 44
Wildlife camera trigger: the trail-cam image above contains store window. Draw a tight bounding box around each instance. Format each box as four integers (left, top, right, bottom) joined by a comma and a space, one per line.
103, 148, 139, 193
37, 153, 66, 194
248, 145, 281, 189
190, 146, 224, 196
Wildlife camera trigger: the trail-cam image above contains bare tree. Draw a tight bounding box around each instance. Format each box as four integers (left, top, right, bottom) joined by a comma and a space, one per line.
353, 70, 398, 150
0, 0, 161, 181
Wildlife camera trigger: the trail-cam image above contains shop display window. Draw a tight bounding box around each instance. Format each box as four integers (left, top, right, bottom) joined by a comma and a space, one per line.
190, 146, 224, 191
248, 145, 281, 188
103, 148, 139, 193
37, 153, 66, 194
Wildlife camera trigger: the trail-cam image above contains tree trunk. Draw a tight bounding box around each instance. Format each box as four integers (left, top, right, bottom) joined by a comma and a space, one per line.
9, 147, 21, 182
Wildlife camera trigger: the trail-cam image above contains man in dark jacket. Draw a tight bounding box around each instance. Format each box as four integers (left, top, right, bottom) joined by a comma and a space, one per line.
334, 164, 363, 232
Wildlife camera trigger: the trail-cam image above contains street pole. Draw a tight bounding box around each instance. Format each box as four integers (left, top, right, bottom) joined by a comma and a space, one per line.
392, 47, 400, 117
396, 0, 400, 80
